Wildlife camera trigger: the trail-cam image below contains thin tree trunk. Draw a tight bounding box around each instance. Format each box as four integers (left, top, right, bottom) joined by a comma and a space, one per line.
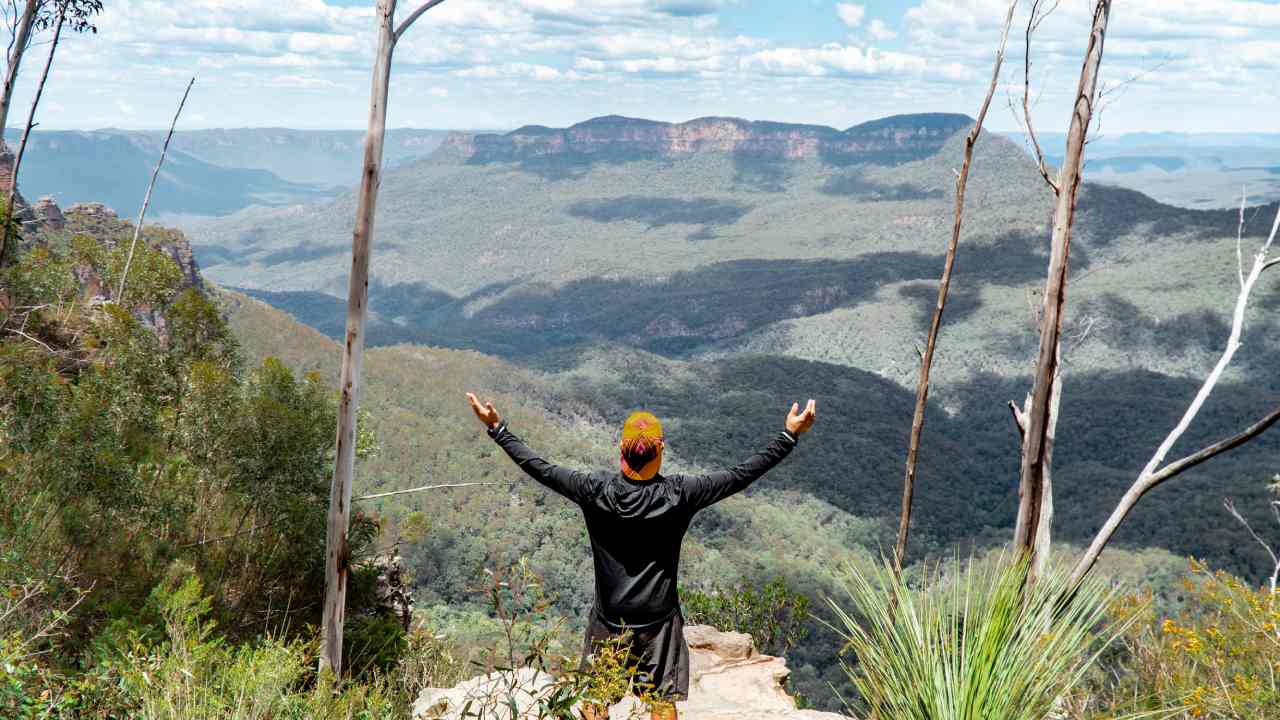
1015, 0, 1111, 575
320, 0, 398, 677
318, 0, 447, 675
0, 4, 62, 267
0, 0, 38, 266
895, 0, 1019, 574
115, 76, 194, 303
0, 0, 38, 139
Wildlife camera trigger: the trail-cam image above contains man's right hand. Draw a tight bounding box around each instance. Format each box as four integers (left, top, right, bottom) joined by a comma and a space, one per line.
785, 399, 817, 436
466, 392, 502, 430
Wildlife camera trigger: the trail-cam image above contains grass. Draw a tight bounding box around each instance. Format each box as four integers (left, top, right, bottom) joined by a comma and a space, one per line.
829, 555, 1142, 720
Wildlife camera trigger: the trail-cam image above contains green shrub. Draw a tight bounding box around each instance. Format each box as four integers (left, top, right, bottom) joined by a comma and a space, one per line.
1078, 558, 1280, 719
682, 576, 810, 656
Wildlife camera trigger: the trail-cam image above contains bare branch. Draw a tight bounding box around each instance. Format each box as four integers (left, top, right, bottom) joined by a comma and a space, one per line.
894, 0, 1020, 575
116, 76, 194, 303
1224, 498, 1280, 593
1071, 405, 1280, 586
8, 327, 53, 352
1264, 258, 1280, 273
354, 481, 493, 501
1022, 0, 1061, 194
393, 0, 447, 43
1238, 188, 1247, 288
1008, 398, 1029, 439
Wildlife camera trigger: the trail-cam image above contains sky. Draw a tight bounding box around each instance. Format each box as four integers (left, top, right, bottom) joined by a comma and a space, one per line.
17, 0, 1280, 134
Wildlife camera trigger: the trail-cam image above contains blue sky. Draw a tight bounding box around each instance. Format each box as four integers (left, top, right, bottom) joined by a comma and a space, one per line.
21, 0, 1280, 133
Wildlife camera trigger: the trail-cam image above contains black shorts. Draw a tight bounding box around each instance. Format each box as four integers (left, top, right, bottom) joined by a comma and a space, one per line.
580, 609, 690, 701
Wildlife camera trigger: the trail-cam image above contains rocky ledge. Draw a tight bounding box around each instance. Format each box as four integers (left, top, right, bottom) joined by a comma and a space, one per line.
412, 625, 848, 720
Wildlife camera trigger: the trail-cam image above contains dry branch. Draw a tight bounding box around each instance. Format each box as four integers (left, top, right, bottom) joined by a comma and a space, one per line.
1021, 0, 1060, 194
393, 0, 446, 42
354, 481, 492, 501
1068, 202, 1280, 586
894, 0, 1019, 574
116, 76, 194, 303
1224, 498, 1280, 595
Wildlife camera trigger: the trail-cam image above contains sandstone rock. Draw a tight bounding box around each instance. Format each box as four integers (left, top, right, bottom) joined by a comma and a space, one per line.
34, 197, 65, 230
369, 552, 414, 630
65, 202, 119, 222
413, 625, 848, 720
451, 113, 970, 167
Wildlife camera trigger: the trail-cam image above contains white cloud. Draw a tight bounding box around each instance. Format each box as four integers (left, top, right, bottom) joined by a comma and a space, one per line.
868, 19, 897, 41
836, 3, 866, 29
454, 62, 581, 81
429, 87, 450, 98
741, 43, 966, 80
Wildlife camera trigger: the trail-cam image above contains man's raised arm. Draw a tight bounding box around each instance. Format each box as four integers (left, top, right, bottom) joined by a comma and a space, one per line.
683, 399, 816, 510
466, 392, 594, 504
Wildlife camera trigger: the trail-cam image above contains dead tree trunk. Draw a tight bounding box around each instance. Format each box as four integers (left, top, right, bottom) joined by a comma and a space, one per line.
116, 77, 194, 303
895, 0, 1018, 574
1014, 0, 1111, 578
0, 0, 38, 139
0, 4, 63, 266
320, 0, 447, 676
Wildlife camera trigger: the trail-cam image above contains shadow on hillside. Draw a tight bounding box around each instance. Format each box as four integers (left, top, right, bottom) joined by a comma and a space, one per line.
566, 196, 753, 241
899, 283, 983, 332
466, 149, 667, 181
821, 170, 944, 201
1077, 183, 1280, 246
248, 226, 1080, 361
546, 348, 1280, 582
732, 152, 789, 192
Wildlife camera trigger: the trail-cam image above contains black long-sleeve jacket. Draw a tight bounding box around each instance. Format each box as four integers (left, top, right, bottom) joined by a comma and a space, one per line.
487, 423, 798, 630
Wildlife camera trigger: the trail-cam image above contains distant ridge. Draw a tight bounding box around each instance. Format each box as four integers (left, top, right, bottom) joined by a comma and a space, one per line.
438, 113, 974, 166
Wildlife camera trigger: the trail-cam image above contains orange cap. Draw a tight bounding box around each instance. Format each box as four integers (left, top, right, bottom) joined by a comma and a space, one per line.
620, 411, 664, 481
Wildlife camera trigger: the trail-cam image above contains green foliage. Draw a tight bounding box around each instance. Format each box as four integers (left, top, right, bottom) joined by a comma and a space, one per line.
0, 236, 384, 671
831, 555, 1131, 720
344, 616, 408, 680
1079, 559, 1280, 719
682, 577, 810, 656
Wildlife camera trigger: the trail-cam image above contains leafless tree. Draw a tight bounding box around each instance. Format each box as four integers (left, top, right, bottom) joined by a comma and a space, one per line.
1223, 497, 1280, 597
1067, 200, 1280, 586
116, 77, 195, 304
895, 0, 1019, 575
1011, 0, 1112, 581
321, 0, 449, 676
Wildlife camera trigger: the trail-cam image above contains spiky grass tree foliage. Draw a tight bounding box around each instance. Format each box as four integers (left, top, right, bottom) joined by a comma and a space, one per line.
830, 555, 1133, 720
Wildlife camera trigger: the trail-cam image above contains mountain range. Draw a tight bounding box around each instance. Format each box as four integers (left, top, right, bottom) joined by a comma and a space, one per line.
1, 127, 452, 217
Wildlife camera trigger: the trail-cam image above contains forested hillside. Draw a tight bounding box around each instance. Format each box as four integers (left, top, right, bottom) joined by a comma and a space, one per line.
220, 285, 1276, 707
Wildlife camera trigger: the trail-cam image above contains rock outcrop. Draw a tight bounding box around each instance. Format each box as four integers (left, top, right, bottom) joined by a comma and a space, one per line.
33, 197, 65, 230
412, 625, 847, 720
439, 113, 970, 167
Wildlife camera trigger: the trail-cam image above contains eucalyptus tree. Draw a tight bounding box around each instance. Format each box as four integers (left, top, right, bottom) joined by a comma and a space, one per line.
321, 0, 449, 676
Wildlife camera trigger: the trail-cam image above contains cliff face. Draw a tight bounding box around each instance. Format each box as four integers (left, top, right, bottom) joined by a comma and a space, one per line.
440, 113, 971, 166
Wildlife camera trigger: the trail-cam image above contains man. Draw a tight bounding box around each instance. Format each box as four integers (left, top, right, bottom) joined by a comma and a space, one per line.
465, 392, 817, 719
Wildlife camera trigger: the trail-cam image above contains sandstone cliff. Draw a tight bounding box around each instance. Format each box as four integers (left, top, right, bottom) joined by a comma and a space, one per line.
412, 625, 848, 720
438, 113, 970, 167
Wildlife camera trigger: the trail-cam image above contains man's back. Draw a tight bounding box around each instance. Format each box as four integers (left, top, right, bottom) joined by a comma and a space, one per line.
486, 423, 799, 628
